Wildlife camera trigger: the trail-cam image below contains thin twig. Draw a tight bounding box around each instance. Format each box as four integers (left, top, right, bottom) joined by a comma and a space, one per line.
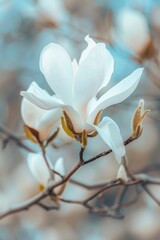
1, 132, 160, 220
83, 137, 134, 165
0, 126, 34, 152
143, 184, 160, 206
113, 186, 128, 210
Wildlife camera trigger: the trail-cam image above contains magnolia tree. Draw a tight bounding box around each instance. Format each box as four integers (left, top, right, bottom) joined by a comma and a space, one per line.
0, 35, 159, 221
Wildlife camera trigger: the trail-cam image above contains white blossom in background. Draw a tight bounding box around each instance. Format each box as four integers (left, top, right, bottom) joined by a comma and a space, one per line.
27, 152, 65, 191
21, 85, 62, 142
113, 8, 151, 56
38, 0, 68, 23
21, 35, 143, 163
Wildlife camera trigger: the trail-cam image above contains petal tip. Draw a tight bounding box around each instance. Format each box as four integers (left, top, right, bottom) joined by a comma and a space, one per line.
84, 34, 95, 45
20, 91, 25, 97
136, 67, 144, 75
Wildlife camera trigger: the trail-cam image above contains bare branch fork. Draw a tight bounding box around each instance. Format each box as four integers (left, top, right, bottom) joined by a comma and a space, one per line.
0, 126, 34, 152
0, 126, 160, 220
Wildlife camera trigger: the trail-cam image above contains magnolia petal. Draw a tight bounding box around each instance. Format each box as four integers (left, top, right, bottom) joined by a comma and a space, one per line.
27, 153, 51, 187
79, 35, 96, 65
72, 58, 78, 79
74, 42, 114, 115
93, 117, 125, 163
21, 83, 62, 141
83, 121, 95, 133
38, 109, 62, 141
21, 82, 63, 110
89, 68, 143, 121
63, 105, 85, 133
21, 98, 46, 131
54, 157, 65, 182
21, 82, 49, 130
40, 43, 73, 104
63, 105, 95, 134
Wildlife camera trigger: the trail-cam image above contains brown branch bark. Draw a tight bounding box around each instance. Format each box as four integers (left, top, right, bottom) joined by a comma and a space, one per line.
0, 126, 34, 152
1, 132, 160, 221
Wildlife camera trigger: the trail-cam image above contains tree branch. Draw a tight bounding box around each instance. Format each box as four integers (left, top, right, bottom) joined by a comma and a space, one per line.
1, 132, 160, 221
0, 126, 34, 152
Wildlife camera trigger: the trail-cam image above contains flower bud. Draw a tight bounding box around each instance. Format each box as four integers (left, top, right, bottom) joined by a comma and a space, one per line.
131, 99, 150, 139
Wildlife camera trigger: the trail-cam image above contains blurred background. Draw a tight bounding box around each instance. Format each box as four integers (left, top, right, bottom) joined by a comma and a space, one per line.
0, 0, 160, 239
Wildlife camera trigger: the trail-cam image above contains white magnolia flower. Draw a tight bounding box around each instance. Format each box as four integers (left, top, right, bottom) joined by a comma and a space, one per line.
114, 8, 151, 55
21, 35, 143, 163
27, 152, 65, 190
21, 85, 62, 142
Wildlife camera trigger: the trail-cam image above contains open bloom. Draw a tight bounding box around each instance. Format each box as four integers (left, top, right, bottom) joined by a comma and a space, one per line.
21, 35, 143, 162
27, 152, 65, 194
114, 8, 151, 57
21, 85, 62, 142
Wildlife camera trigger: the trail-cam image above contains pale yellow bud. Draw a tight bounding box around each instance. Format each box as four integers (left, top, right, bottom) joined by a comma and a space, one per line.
117, 165, 128, 182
